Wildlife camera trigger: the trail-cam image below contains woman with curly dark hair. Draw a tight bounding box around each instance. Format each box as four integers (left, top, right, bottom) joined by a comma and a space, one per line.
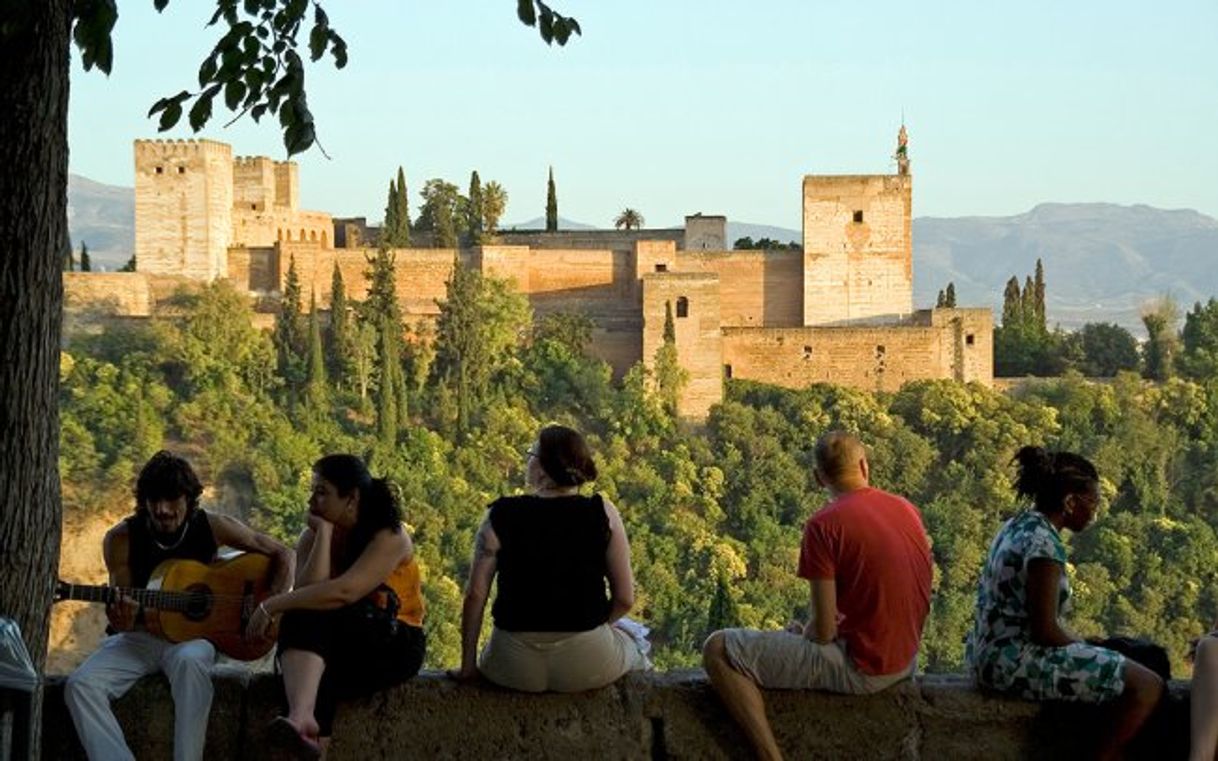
965, 446, 1162, 761
246, 454, 425, 759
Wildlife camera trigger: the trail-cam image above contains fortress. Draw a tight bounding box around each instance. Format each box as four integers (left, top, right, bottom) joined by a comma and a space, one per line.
64, 135, 993, 418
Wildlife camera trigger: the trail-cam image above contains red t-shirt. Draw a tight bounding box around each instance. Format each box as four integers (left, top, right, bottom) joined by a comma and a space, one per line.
798, 486, 932, 676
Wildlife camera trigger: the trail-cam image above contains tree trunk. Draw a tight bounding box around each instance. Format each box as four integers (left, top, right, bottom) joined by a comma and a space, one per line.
0, 3, 72, 757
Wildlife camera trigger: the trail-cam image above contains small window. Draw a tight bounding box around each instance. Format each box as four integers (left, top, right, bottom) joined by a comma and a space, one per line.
178, 166, 186, 174
676, 296, 689, 318
966, 334, 976, 346
803, 345, 812, 360
876, 344, 886, 356
655, 263, 668, 272
853, 210, 864, 223
250, 203, 257, 210
724, 364, 733, 379
155, 166, 164, 174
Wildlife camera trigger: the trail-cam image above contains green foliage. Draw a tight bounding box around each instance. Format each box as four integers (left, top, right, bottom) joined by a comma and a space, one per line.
1180, 299, 1218, 380
936, 282, 956, 308
119, 254, 137, 273
614, 208, 644, 231
60, 273, 1218, 674
1073, 322, 1141, 377
326, 263, 353, 388
1143, 296, 1181, 381
382, 169, 411, 247
732, 237, 800, 251
415, 178, 462, 248
273, 255, 306, 398
545, 166, 558, 232
79, 242, 91, 272
481, 181, 508, 240
467, 171, 483, 244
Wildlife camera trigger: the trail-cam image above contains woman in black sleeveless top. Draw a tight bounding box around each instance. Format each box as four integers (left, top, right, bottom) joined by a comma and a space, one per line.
449, 425, 648, 692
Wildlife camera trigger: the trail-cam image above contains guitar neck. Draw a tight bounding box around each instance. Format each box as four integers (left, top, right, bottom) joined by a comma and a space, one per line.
60, 584, 190, 611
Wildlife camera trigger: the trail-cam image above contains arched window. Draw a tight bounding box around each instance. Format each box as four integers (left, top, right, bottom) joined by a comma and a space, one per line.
300, 228, 306, 241
676, 296, 689, 318
277, 229, 283, 241
310, 230, 317, 242
321, 231, 329, 247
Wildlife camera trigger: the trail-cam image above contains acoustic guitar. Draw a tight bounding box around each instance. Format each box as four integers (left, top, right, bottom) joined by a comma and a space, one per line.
54, 553, 277, 661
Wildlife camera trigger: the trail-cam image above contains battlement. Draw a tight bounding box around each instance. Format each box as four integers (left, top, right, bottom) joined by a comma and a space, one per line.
133, 138, 233, 159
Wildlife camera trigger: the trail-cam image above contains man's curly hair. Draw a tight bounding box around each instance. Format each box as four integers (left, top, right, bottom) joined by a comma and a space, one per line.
134, 451, 203, 514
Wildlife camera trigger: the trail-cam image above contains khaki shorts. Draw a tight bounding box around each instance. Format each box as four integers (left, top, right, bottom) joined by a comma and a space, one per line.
479, 624, 650, 693
722, 629, 915, 694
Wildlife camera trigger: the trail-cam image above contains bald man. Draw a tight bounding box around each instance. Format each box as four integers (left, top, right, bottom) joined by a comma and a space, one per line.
703, 431, 932, 761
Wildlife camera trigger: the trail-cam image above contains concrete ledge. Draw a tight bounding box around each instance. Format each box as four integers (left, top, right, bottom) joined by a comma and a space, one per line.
41, 670, 1190, 760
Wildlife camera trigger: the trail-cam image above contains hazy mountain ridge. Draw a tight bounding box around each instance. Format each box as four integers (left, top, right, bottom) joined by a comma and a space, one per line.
68, 174, 1218, 331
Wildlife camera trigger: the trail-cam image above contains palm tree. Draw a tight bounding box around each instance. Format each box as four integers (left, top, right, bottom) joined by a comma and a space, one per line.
614, 208, 645, 230
481, 181, 508, 240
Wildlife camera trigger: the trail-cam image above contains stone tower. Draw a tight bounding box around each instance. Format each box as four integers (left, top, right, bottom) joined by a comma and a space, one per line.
801, 170, 913, 326
134, 139, 233, 281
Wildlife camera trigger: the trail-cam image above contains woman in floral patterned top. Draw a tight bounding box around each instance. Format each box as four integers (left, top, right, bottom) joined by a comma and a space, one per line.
965, 446, 1164, 761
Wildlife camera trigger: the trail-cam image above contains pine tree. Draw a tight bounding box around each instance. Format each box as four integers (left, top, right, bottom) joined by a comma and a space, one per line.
706, 574, 741, 633
936, 289, 946, 308
1033, 259, 1046, 330
945, 282, 957, 308
395, 166, 411, 246
327, 263, 352, 387
663, 300, 676, 344
119, 254, 137, 272
305, 291, 329, 413
79, 242, 91, 272
545, 166, 558, 232
1022, 275, 1036, 329
467, 170, 484, 244
654, 300, 687, 418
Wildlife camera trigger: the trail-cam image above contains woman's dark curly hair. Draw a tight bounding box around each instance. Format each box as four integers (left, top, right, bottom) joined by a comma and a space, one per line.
536, 425, 598, 487
313, 454, 402, 566
1012, 445, 1098, 515
135, 451, 204, 514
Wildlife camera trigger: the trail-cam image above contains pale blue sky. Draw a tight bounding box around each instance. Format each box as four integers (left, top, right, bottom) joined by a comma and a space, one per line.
69, 1, 1218, 229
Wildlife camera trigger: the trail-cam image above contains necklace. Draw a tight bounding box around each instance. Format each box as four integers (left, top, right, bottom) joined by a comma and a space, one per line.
149, 516, 191, 551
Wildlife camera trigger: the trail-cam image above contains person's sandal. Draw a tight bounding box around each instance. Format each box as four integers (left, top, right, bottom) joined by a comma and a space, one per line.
267, 716, 322, 760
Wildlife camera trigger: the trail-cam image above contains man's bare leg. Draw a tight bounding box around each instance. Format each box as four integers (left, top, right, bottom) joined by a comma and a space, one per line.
703, 631, 783, 761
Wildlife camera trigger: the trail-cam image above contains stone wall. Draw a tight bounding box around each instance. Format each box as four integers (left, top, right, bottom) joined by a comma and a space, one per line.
499, 228, 684, 253
39, 671, 1189, 760
802, 174, 913, 326
722, 308, 991, 392
679, 250, 803, 328
63, 273, 151, 316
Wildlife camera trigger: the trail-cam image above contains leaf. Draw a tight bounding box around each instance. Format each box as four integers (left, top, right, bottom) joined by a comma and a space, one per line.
224, 79, 247, 111
517, 0, 536, 26
158, 101, 183, 132
188, 89, 216, 131
308, 24, 327, 62
329, 33, 348, 68
154, 0, 171, 11
197, 54, 218, 88
251, 103, 268, 122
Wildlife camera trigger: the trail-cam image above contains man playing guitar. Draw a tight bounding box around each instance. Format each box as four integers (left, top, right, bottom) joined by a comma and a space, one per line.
64, 451, 294, 761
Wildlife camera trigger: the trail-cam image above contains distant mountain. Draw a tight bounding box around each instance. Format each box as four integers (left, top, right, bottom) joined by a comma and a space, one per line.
503, 216, 599, 231
65, 174, 1218, 332
726, 222, 801, 246
914, 203, 1218, 333
68, 174, 133, 270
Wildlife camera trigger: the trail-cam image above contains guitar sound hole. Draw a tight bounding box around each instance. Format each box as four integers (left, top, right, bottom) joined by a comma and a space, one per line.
184, 584, 212, 621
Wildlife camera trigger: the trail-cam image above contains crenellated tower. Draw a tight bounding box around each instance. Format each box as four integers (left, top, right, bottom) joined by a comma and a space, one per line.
134, 139, 233, 281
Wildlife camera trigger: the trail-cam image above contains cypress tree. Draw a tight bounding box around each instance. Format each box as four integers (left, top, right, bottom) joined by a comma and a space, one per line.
274, 255, 307, 393
305, 291, 328, 412
706, 574, 741, 632
119, 254, 136, 272
79, 242, 91, 272
395, 166, 411, 246
377, 314, 399, 446
663, 300, 676, 344
1033, 258, 1046, 330
945, 282, 957, 308
467, 170, 484, 244
1022, 276, 1036, 330
1001, 277, 1022, 327
936, 289, 946, 308
545, 166, 558, 232
384, 178, 399, 245
327, 263, 351, 387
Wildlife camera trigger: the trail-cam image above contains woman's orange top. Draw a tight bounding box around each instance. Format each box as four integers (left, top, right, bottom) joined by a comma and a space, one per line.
382, 556, 425, 628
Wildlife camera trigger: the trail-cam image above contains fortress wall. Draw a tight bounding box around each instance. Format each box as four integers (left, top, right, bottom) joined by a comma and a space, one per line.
722, 319, 965, 392
932, 307, 994, 385
679, 250, 803, 327
39, 672, 1190, 760
134, 139, 233, 281
643, 273, 724, 419
803, 175, 912, 326
498, 228, 684, 253
63, 273, 152, 316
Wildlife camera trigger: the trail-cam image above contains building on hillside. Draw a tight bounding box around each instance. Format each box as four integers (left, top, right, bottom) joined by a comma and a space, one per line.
64, 132, 992, 420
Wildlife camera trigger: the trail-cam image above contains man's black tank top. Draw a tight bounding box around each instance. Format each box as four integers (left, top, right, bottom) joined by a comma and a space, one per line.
124, 509, 218, 588
489, 494, 611, 632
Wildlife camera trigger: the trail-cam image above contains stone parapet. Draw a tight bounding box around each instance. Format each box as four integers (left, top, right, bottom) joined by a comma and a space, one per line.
39, 671, 1188, 760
